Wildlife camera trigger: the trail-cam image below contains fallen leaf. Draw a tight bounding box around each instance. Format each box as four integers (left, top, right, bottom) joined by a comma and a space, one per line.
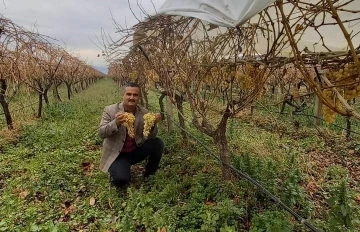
62, 205, 77, 215
355, 194, 360, 204
82, 162, 94, 175
157, 227, 166, 232
233, 195, 240, 205
205, 200, 216, 206
90, 197, 96, 206
19, 190, 30, 199
306, 182, 318, 196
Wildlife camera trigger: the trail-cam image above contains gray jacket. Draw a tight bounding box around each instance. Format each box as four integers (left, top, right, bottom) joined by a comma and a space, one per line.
98, 102, 157, 172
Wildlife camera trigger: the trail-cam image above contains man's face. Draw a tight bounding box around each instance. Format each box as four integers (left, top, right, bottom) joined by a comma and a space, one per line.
123, 86, 140, 108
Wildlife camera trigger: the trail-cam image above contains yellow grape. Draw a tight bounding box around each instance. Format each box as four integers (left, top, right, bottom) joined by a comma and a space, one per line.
143, 113, 156, 137
322, 106, 337, 124
321, 90, 339, 124
122, 112, 135, 138
129, 72, 138, 82
327, 63, 360, 102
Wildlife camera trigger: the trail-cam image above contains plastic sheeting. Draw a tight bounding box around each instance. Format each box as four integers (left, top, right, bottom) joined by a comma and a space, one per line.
157, 0, 276, 28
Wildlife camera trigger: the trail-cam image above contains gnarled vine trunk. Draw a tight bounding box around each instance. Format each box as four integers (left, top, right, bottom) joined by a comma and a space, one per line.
43, 88, 49, 105
0, 79, 13, 130
37, 92, 43, 118
159, 92, 166, 120
214, 110, 232, 180
65, 82, 72, 100
175, 94, 187, 141
53, 82, 62, 102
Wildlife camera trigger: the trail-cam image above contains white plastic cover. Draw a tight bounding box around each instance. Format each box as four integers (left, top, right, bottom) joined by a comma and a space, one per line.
157, 0, 276, 27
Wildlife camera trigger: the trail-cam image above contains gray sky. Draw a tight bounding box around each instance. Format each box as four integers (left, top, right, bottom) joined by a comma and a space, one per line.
1, 0, 166, 74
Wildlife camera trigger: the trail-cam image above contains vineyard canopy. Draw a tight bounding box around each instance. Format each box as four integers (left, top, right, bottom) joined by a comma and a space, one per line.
104, 0, 360, 121
157, 0, 276, 27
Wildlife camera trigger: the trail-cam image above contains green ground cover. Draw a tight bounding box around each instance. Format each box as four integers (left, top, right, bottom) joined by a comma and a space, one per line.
0, 79, 359, 231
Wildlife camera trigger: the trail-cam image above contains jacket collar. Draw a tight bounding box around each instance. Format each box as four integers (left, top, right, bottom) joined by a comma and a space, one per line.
118, 102, 140, 113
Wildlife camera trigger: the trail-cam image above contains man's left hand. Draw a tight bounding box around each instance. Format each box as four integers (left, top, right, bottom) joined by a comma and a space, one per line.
154, 113, 162, 124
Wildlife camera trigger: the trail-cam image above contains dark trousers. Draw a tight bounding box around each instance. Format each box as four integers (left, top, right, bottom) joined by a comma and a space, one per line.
109, 137, 164, 188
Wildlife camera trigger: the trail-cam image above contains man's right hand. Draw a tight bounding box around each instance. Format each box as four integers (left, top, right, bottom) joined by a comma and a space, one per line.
115, 111, 126, 127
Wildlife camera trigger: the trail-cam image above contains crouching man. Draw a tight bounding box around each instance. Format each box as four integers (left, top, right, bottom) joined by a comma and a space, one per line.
98, 82, 164, 188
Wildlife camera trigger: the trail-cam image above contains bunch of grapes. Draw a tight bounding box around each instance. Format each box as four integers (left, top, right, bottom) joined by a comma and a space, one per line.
322, 63, 360, 124
129, 72, 138, 82
146, 69, 159, 82
235, 71, 252, 90
322, 90, 342, 124
143, 113, 156, 137
234, 64, 258, 90
122, 113, 135, 138
327, 63, 360, 100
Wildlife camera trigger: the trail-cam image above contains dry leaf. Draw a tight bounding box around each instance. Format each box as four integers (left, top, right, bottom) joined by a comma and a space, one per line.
355, 194, 360, 204
157, 227, 166, 232
90, 197, 96, 206
82, 162, 94, 175
62, 205, 77, 215
205, 200, 216, 206
233, 195, 240, 205
306, 182, 318, 196
19, 190, 30, 199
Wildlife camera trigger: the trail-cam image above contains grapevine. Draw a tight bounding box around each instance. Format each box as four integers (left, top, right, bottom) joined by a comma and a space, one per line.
143, 113, 156, 137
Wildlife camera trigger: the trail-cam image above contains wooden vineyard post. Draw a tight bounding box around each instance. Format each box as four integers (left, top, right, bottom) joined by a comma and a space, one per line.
346, 116, 351, 140
165, 96, 174, 133
314, 69, 324, 126
313, 95, 323, 126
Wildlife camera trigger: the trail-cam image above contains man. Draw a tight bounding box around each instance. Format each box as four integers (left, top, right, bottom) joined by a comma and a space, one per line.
98, 82, 164, 188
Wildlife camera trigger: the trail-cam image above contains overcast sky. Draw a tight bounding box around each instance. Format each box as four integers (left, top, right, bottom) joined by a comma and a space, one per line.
1, 0, 166, 74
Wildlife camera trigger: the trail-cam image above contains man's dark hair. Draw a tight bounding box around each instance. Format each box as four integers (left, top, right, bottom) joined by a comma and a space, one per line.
124, 82, 140, 89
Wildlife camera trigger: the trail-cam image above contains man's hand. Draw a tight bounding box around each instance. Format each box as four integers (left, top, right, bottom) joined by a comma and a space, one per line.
115, 111, 127, 127
154, 113, 162, 124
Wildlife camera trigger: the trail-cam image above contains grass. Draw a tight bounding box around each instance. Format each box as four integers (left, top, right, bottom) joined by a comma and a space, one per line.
0, 78, 359, 231
0, 84, 75, 148
0, 79, 244, 231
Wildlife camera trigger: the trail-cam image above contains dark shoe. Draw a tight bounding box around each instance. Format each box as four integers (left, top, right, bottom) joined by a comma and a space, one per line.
143, 170, 156, 178
116, 185, 128, 197
109, 175, 114, 186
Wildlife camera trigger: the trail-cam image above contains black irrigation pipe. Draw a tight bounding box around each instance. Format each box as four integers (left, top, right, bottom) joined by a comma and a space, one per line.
252, 105, 360, 136
160, 110, 319, 232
